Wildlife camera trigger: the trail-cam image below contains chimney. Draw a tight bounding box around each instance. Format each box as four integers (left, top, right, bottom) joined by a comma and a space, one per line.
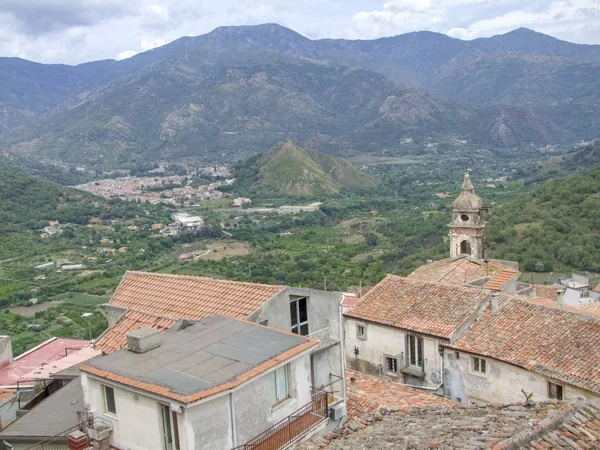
491, 293, 500, 314
557, 290, 565, 309
67, 430, 88, 450
127, 327, 161, 353
350, 377, 357, 392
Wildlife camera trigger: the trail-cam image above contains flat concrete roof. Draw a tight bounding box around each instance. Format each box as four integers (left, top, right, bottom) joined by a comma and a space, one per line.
0, 378, 83, 441
85, 316, 312, 398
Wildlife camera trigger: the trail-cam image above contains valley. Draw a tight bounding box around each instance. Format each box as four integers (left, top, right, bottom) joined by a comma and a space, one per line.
0, 24, 599, 357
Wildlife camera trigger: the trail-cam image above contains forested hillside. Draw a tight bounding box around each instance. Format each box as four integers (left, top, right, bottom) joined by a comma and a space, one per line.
487, 168, 600, 272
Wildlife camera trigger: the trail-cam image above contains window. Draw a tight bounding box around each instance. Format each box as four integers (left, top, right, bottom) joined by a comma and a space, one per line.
407, 335, 424, 368
460, 214, 470, 222
290, 297, 309, 335
385, 356, 398, 375
548, 381, 563, 400
103, 385, 116, 415
357, 324, 366, 340
460, 240, 472, 255
160, 404, 180, 450
270, 365, 290, 406
471, 357, 487, 375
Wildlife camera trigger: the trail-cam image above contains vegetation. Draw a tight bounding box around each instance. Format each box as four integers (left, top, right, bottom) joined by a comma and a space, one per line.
487, 168, 600, 272
234, 142, 376, 197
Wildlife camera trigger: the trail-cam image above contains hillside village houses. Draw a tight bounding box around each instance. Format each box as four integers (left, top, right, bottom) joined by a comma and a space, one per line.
4, 173, 600, 450
344, 172, 600, 406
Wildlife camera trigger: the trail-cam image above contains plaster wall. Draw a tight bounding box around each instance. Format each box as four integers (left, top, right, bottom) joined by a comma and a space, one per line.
344, 318, 442, 387
443, 350, 597, 404
0, 336, 13, 367
82, 374, 166, 450
183, 394, 231, 450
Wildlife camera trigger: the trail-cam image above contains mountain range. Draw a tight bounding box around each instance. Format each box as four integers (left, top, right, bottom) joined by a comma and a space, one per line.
1, 24, 599, 166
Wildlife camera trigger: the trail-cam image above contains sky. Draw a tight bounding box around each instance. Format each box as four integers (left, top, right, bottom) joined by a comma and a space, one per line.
1, 0, 599, 64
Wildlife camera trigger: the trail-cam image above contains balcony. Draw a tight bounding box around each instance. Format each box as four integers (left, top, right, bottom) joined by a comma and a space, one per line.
235, 389, 329, 450
307, 320, 341, 351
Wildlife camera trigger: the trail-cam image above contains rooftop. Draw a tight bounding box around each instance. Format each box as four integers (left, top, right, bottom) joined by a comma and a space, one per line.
0, 378, 83, 441
447, 299, 600, 395
109, 271, 285, 320
346, 370, 457, 419
345, 275, 489, 339
82, 316, 316, 404
534, 284, 561, 301
408, 256, 512, 288
94, 310, 176, 354
483, 269, 519, 291
0, 338, 91, 387
303, 400, 600, 450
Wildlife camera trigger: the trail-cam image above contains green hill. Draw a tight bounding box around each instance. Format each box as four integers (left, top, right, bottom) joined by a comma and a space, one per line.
234, 142, 376, 197
516, 140, 600, 185
487, 167, 600, 272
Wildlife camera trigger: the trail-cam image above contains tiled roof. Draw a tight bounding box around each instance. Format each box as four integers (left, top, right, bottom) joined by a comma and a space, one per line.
109, 271, 285, 320
534, 284, 560, 300
94, 311, 176, 354
345, 275, 490, 339
495, 401, 600, 449
594, 283, 600, 293
408, 257, 511, 287
483, 269, 519, 291
346, 370, 456, 419
309, 401, 577, 450
579, 302, 600, 319
447, 299, 600, 395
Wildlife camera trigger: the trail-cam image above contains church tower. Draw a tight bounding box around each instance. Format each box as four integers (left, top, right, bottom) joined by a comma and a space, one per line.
448, 172, 486, 260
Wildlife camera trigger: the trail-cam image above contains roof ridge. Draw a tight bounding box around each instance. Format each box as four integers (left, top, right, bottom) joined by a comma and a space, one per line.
124, 270, 285, 290
386, 273, 491, 293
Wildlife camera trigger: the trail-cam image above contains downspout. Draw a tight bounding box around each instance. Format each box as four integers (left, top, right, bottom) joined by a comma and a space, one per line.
338, 297, 348, 407
229, 392, 237, 448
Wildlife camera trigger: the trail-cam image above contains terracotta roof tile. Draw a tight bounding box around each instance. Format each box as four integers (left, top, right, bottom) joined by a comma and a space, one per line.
94, 311, 176, 354
483, 269, 519, 291
447, 299, 600, 395
109, 271, 285, 320
408, 257, 512, 287
534, 285, 561, 301
345, 275, 489, 338
345, 370, 456, 418
594, 283, 600, 293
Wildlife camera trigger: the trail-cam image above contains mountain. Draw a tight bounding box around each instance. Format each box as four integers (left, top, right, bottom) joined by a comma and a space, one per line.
486, 167, 600, 272
233, 141, 376, 196
1, 24, 600, 164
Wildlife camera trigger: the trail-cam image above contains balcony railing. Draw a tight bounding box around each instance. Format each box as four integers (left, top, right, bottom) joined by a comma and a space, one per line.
307, 320, 341, 350
234, 389, 329, 450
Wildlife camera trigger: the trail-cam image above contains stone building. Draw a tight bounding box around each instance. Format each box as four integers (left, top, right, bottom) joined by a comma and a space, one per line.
448, 172, 486, 260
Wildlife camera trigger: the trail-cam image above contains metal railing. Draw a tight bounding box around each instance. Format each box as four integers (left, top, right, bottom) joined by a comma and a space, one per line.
24, 412, 94, 450
235, 389, 329, 450
307, 320, 341, 349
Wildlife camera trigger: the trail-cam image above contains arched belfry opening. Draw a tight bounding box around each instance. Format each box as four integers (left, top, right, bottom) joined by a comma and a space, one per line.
460, 240, 471, 256
448, 173, 486, 260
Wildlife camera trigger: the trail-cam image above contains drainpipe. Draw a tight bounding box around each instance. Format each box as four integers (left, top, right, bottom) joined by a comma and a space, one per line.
338, 297, 348, 408
229, 392, 237, 448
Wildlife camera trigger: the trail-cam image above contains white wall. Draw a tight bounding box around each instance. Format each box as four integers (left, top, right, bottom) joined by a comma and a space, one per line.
82, 373, 167, 450
82, 352, 314, 450
443, 350, 597, 404
344, 318, 442, 387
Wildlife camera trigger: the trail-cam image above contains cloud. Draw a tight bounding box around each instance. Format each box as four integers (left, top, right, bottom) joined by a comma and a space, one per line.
1, 0, 141, 35
116, 50, 138, 60
352, 0, 600, 42
0, 0, 599, 64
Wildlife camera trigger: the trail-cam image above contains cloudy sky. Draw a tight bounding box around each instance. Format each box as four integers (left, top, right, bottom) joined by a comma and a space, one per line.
1, 0, 599, 64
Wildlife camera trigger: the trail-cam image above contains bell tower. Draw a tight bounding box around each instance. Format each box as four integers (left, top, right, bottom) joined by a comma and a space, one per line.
448, 172, 486, 260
